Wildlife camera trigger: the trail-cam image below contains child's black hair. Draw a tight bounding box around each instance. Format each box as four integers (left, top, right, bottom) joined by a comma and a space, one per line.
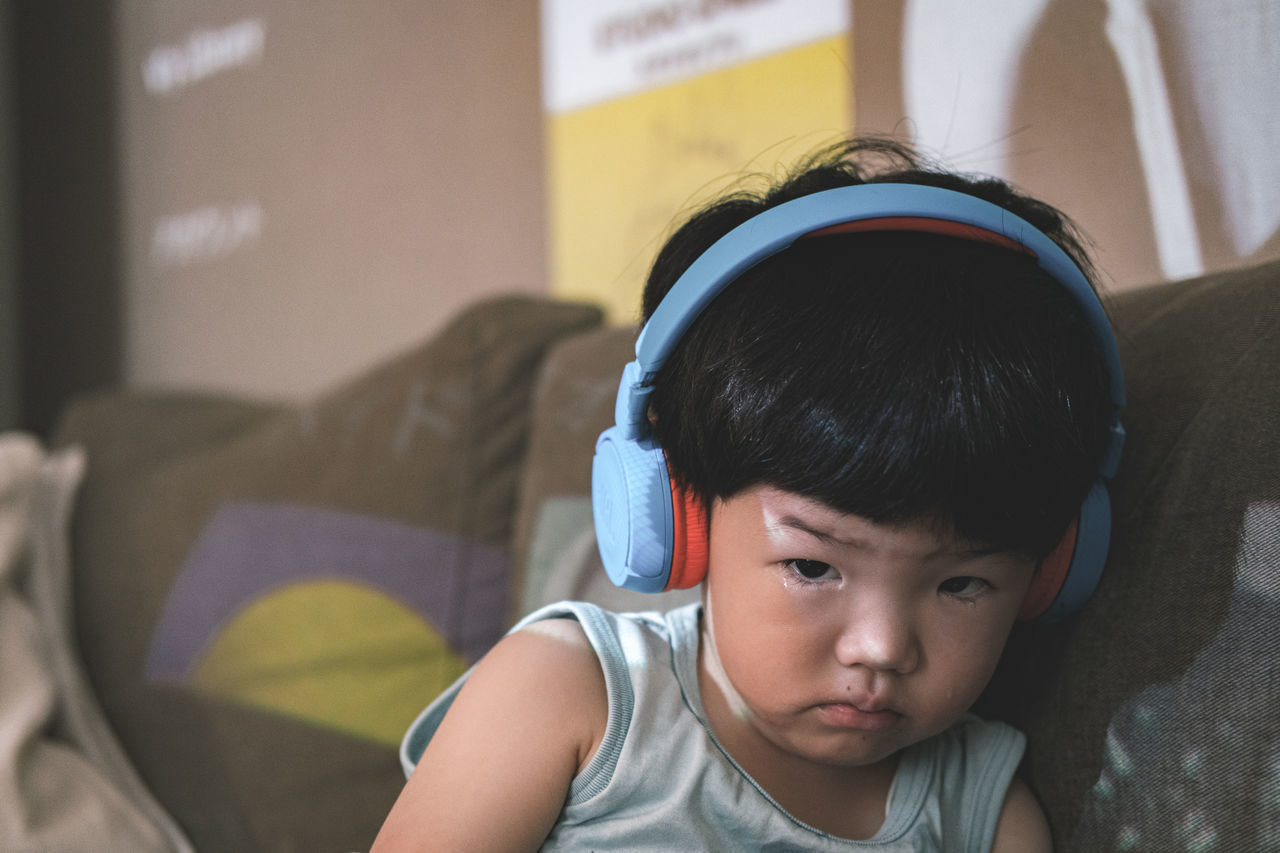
642, 137, 1114, 559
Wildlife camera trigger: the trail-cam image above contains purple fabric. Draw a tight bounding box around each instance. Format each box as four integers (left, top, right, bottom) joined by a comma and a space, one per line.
145, 501, 509, 683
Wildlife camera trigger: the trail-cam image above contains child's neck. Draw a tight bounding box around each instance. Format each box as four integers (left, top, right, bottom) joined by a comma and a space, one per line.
697, 618, 900, 841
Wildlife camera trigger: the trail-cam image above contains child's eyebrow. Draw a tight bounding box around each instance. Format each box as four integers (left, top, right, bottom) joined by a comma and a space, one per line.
767, 514, 865, 548
769, 513, 1005, 561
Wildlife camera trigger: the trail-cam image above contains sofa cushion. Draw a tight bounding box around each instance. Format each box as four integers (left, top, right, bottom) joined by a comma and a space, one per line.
981, 258, 1280, 849
512, 325, 701, 619
55, 296, 602, 853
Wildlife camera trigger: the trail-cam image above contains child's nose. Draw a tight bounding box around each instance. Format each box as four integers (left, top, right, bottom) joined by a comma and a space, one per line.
833, 601, 920, 674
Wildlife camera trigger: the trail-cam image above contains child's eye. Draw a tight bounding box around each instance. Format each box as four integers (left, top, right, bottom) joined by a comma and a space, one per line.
939, 576, 989, 598
785, 559, 837, 581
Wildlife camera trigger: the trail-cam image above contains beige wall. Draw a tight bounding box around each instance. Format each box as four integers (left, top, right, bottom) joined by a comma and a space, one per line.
853, 0, 1162, 289
118, 2, 547, 403
855, 0, 1279, 294
114, 1, 1278, 405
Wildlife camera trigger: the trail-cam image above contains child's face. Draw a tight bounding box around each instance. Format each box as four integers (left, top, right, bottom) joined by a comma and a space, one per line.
701, 485, 1035, 771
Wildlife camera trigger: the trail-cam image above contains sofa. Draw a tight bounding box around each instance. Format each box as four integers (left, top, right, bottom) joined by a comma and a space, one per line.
1, 257, 1277, 852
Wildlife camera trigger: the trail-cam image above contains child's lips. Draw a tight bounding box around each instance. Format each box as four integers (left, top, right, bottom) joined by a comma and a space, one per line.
814, 700, 902, 731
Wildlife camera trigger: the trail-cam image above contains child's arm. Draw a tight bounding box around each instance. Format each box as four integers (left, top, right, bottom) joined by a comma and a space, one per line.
991, 776, 1053, 852
370, 619, 608, 853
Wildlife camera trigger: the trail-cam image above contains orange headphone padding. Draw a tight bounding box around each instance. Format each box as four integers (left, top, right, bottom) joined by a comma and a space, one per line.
1018, 515, 1079, 621
666, 478, 710, 590
804, 217, 1036, 256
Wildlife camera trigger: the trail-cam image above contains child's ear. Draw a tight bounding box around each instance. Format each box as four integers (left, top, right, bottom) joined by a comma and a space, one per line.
1017, 515, 1080, 622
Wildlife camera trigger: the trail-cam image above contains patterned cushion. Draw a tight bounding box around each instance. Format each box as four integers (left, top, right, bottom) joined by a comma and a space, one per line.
55, 296, 601, 852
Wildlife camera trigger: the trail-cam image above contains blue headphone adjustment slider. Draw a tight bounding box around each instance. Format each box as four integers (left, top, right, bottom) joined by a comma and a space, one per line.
614, 361, 653, 440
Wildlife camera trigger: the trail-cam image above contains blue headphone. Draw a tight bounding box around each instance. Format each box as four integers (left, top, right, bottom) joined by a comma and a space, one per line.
591, 183, 1126, 622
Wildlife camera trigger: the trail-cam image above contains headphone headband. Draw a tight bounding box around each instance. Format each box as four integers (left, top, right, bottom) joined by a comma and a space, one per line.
615, 183, 1125, 476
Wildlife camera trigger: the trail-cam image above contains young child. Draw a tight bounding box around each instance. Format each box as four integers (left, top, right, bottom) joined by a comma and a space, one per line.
371, 137, 1124, 851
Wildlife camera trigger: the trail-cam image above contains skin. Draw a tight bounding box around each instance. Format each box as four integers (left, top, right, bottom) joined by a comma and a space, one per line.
370, 618, 607, 853
371, 485, 1054, 851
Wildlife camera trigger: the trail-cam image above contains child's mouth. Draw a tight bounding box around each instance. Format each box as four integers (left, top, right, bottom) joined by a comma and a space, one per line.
815, 702, 902, 731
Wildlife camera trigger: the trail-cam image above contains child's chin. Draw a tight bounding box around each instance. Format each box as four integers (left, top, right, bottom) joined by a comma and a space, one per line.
786, 730, 908, 770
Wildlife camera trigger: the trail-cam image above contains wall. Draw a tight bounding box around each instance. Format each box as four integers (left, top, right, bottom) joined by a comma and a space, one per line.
854, 0, 1162, 289
854, 0, 1279, 293
116, 1, 547, 405
12, 1, 1277, 429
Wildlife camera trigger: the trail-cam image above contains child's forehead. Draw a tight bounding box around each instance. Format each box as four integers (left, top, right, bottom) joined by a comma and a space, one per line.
723, 486, 988, 556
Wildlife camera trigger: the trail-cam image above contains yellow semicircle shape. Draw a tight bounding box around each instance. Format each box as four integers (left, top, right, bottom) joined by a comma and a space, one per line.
192, 580, 468, 747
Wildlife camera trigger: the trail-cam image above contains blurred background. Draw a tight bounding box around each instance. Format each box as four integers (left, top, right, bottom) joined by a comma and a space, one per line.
2, 0, 1276, 434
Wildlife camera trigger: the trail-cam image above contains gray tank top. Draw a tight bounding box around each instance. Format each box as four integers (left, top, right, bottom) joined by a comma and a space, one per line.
402, 601, 1025, 851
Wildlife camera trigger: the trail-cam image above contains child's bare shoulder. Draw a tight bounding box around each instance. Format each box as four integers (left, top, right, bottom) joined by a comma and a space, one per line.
991, 777, 1052, 852
517, 615, 597, 649
370, 617, 608, 852
474, 617, 609, 751
492, 617, 603, 693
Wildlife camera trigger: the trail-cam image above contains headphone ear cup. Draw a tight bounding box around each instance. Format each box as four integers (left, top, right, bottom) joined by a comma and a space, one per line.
592, 426, 676, 593
1018, 481, 1112, 623
666, 478, 709, 589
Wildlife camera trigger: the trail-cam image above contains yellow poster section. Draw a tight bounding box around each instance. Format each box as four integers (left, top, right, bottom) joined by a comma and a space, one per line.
192, 580, 468, 746
548, 36, 852, 324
